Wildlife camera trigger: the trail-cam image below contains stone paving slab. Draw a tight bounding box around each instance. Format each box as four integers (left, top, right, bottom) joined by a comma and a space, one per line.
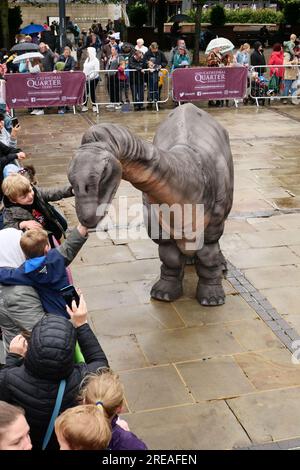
244, 266, 300, 290
90, 303, 185, 337
119, 365, 194, 412
228, 247, 300, 269
124, 401, 251, 450
227, 387, 300, 444
176, 356, 255, 401
234, 348, 300, 391
72, 259, 161, 287
239, 230, 300, 248
135, 324, 246, 365
173, 295, 258, 327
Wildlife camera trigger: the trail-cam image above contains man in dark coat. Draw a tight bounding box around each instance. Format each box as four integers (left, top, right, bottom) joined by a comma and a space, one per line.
129, 50, 145, 111
0, 296, 109, 449
143, 42, 168, 69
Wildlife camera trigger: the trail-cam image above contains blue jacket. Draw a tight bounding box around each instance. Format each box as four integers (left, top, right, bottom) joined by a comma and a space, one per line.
0, 249, 69, 318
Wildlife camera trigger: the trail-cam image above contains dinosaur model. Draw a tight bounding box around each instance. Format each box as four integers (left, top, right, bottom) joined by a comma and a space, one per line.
68, 103, 234, 305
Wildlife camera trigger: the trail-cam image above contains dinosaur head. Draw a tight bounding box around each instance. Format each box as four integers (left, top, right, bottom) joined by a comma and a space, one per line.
68, 143, 122, 228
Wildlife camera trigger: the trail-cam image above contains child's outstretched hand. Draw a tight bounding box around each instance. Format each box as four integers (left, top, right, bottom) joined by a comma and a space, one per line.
77, 223, 88, 237
116, 417, 130, 431
17, 151, 26, 160
66, 291, 88, 328
9, 334, 28, 357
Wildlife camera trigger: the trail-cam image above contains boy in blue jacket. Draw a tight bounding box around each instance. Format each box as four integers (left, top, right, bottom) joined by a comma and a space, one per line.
0, 224, 88, 318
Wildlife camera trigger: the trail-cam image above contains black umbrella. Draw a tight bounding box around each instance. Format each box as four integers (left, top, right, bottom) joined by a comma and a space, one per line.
11, 43, 40, 53
169, 14, 191, 23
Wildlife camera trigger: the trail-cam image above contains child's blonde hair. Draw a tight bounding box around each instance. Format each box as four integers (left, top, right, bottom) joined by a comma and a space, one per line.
55, 405, 111, 450
79, 370, 124, 419
2, 174, 31, 202
20, 229, 49, 259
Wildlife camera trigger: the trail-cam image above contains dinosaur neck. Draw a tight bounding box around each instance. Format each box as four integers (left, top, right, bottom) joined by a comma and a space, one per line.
83, 124, 165, 189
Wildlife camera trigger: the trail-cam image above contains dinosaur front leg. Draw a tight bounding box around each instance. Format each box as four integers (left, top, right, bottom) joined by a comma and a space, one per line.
195, 241, 226, 306
151, 241, 185, 302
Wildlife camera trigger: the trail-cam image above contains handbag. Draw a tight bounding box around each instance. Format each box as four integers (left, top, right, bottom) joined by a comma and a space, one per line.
268, 73, 279, 94
42, 379, 66, 450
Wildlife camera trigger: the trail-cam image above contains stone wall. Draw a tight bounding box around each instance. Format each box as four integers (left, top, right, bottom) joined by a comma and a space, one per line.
18, 4, 117, 31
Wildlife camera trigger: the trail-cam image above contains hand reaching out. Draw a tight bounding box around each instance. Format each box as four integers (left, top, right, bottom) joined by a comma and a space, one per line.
17, 151, 26, 161
9, 335, 28, 357
66, 291, 88, 328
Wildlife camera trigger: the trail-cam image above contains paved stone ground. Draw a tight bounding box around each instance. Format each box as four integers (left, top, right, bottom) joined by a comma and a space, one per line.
15, 101, 300, 449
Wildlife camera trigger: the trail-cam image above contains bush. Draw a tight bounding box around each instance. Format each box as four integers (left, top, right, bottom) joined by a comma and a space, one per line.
128, 2, 148, 28
283, 1, 300, 25
210, 4, 226, 26
226, 8, 284, 23
186, 7, 284, 24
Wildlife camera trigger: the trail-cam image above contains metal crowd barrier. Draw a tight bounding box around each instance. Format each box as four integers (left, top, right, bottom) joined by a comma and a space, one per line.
249, 64, 300, 106
86, 68, 170, 112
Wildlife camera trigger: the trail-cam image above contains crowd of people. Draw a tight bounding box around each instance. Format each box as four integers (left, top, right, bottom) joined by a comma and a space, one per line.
0, 114, 148, 450
1, 16, 299, 111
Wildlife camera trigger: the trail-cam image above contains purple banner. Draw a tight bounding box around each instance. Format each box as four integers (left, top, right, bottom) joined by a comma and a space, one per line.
5, 71, 86, 108
172, 67, 248, 101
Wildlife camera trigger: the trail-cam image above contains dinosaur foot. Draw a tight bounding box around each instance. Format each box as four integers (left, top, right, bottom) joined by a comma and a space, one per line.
196, 282, 225, 306
150, 278, 183, 302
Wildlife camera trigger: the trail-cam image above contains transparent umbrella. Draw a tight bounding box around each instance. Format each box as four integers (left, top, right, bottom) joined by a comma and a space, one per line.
13, 52, 44, 64
205, 38, 235, 55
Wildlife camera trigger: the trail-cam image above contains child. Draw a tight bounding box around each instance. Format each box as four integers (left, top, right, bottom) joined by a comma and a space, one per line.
117, 59, 129, 104
79, 370, 147, 450
0, 223, 88, 318
55, 405, 111, 450
147, 57, 159, 106
2, 173, 72, 242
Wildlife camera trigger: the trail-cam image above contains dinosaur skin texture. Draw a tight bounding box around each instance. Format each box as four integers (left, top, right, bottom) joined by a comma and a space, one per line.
68, 103, 234, 306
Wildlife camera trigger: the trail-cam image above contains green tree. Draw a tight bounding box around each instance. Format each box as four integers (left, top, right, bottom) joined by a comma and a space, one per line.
210, 3, 226, 27
282, 0, 300, 24
128, 1, 148, 27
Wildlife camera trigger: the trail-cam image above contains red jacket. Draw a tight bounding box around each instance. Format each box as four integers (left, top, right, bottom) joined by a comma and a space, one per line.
268, 50, 284, 78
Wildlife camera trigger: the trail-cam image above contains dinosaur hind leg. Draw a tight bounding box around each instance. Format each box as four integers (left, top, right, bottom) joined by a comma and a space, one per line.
151, 241, 185, 302
195, 241, 226, 306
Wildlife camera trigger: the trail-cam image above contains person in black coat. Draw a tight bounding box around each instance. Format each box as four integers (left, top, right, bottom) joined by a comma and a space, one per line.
250, 41, 266, 74
129, 50, 145, 111
0, 294, 109, 450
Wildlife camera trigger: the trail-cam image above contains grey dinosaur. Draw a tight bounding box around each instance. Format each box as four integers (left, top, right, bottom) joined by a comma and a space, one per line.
68, 103, 234, 305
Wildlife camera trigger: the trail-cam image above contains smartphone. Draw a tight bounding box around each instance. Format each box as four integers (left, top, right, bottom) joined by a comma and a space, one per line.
60, 285, 80, 309
11, 117, 19, 127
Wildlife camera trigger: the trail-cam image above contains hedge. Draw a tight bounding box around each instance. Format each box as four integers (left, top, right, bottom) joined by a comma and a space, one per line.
187, 8, 284, 24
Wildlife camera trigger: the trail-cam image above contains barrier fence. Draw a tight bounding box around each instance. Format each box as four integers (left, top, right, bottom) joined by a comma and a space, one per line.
4, 71, 86, 112
3, 65, 300, 113
249, 64, 300, 106
87, 68, 170, 112
172, 66, 248, 104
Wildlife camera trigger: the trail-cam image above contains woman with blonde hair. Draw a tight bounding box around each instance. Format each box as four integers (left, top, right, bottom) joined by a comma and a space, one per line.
236, 43, 250, 66
79, 370, 147, 450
